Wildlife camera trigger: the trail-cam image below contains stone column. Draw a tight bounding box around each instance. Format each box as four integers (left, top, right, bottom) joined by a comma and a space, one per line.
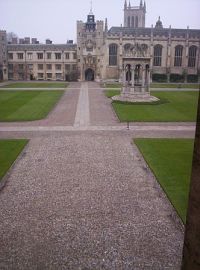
142, 67, 145, 93
121, 66, 126, 95
131, 66, 135, 94
147, 69, 151, 92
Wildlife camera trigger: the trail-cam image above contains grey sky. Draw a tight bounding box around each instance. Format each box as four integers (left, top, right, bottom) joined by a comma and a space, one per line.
0, 0, 200, 44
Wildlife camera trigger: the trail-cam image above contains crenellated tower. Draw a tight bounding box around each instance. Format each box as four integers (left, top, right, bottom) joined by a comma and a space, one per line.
124, 0, 146, 28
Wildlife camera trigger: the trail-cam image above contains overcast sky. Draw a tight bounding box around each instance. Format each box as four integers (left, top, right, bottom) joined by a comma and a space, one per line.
0, 0, 200, 44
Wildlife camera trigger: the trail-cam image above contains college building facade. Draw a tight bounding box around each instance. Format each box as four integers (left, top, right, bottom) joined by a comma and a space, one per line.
1, 0, 200, 83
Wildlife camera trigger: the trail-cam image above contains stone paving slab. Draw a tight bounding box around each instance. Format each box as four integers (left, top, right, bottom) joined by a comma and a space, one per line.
89, 82, 119, 126
0, 133, 184, 269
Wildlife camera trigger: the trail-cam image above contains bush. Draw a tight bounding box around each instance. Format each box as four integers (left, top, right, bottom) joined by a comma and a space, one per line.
187, 75, 198, 83
170, 74, 185, 83
152, 74, 168, 82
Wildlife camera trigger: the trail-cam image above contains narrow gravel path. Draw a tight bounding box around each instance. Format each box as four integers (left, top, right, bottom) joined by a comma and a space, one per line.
0, 82, 187, 269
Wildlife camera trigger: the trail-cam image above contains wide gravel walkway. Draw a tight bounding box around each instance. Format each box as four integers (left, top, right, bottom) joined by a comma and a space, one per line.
0, 82, 190, 269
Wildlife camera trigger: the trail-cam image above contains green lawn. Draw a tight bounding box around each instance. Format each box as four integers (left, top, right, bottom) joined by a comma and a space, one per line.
106, 90, 199, 122
1, 82, 68, 88
104, 83, 199, 90
134, 139, 194, 223
0, 90, 63, 121
0, 140, 28, 180
151, 83, 199, 89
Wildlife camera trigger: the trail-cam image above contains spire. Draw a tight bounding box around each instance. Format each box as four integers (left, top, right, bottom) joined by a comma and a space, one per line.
155, 16, 163, 29
89, 0, 93, 15
124, 0, 127, 9
140, 0, 143, 8
128, 1, 131, 8
144, 1, 146, 12
105, 18, 108, 32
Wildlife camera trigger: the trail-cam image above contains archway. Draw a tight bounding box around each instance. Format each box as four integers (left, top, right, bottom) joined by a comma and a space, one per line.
85, 68, 94, 81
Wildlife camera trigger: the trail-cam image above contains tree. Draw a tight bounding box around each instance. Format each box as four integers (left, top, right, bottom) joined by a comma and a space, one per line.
182, 90, 200, 269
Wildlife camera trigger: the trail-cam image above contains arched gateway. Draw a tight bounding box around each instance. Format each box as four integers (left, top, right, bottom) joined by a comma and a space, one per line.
85, 68, 94, 81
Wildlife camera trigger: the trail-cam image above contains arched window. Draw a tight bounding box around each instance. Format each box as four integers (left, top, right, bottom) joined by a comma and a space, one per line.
188, 46, 197, 68
128, 17, 131, 27
153, 45, 162, 66
174, 45, 183, 67
124, 43, 132, 51
131, 16, 135, 28
109, 44, 118, 66
135, 16, 138, 28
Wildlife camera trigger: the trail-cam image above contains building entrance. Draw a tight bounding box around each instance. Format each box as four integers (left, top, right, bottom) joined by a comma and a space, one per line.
85, 68, 94, 81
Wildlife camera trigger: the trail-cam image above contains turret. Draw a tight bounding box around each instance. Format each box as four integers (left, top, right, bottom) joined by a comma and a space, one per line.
124, 0, 127, 10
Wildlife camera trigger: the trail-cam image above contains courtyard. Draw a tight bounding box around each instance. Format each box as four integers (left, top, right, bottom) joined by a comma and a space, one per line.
0, 81, 198, 269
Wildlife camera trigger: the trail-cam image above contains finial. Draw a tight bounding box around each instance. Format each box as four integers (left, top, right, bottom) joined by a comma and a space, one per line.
124, 0, 127, 9
89, 0, 93, 15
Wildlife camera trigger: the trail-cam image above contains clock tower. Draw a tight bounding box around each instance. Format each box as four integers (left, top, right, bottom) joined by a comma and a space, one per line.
77, 9, 105, 81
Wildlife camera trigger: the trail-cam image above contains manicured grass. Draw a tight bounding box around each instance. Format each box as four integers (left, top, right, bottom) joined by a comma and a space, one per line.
0, 90, 63, 121
2, 82, 68, 88
134, 139, 194, 223
151, 83, 199, 89
106, 90, 199, 122
0, 140, 28, 180
105, 83, 199, 89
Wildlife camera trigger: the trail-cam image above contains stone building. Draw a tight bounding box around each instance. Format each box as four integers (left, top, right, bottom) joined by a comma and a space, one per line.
2, 0, 200, 83
0, 30, 8, 81
7, 44, 77, 81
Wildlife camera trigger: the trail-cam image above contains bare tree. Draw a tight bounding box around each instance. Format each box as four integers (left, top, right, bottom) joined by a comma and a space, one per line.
6, 32, 18, 43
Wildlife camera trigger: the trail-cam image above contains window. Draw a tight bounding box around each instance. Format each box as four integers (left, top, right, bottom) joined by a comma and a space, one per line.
131, 17, 135, 28
55, 64, 61, 70
28, 64, 33, 70
55, 53, 61, 59
56, 73, 62, 80
109, 44, 118, 66
174, 45, 183, 67
65, 53, 70, 59
65, 64, 70, 71
128, 16, 130, 27
37, 53, 43, 59
27, 53, 33, 60
72, 64, 77, 71
47, 53, 51, 59
73, 53, 77, 59
17, 53, 23, 59
38, 73, 44, 79
188, 46, 197, 68
153, 45, 162, 66
38, 64, 43, 70
18, 64, 24, 70
8, 64, 13, 70
135, 16, 138, 28
47, 73, 52, 79
46, 64, 52, 70
8, 53, 13, 60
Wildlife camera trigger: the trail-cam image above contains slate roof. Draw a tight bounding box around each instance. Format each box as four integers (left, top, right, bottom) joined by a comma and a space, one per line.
7, 44, 77, 51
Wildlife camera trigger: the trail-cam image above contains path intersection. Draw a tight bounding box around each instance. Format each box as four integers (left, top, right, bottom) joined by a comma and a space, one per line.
0, 82, 196, 269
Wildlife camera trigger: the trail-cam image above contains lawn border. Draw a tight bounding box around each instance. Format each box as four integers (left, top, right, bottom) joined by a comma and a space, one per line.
0, 139, 29, 191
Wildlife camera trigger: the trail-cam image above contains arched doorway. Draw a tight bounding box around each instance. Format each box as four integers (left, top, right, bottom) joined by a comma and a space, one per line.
85, 68, 94, 81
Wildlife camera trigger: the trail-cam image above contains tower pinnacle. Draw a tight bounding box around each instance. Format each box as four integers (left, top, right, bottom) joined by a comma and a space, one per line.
89, 0, 93, 15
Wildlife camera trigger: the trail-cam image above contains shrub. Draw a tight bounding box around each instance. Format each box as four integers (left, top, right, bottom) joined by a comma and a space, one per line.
187, 74, 198, 83
170, 74, 185, 83
152, 73, 168, 82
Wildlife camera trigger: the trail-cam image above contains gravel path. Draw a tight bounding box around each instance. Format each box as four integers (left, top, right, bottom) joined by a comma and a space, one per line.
0, 133, 184, 269
0, 82, 189, 269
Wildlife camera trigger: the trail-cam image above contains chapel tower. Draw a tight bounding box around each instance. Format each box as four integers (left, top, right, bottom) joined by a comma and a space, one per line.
124, 0, 146, 28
